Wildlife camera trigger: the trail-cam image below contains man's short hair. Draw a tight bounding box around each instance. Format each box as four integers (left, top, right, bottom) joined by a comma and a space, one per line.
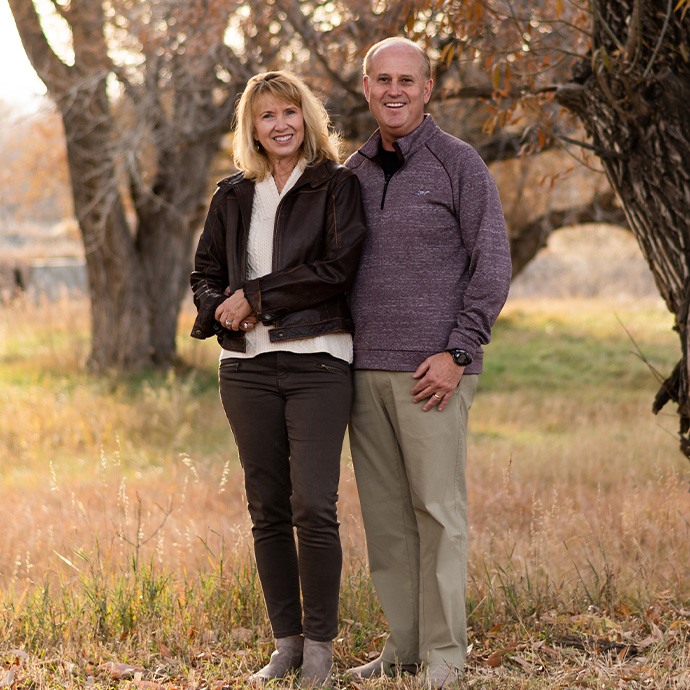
363, 37, 432, 81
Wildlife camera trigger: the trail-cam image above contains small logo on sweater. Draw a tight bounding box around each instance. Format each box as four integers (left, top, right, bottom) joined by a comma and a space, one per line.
415, 190, 431, 196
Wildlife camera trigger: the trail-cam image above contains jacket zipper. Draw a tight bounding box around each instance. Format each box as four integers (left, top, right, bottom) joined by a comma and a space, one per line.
236, 185, 251, 284
380, 169, 395, 210
272, 181, 304, 270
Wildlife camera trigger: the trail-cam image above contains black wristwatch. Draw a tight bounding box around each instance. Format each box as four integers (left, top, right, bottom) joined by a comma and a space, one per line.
446, 348, 473, 367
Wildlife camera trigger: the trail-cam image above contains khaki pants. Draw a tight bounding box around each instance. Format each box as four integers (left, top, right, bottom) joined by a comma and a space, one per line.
349, 370, 478, 670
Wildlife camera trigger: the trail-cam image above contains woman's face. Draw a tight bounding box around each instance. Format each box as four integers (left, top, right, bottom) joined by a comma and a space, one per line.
253, 94, 305, 167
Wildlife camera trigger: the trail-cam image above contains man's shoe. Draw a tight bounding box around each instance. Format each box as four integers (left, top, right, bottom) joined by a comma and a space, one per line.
300, 638, 333, 687
425, 663, 463, 689
344, 655, 393, 679
248, 635, 303, 684
345, 654, 419, 680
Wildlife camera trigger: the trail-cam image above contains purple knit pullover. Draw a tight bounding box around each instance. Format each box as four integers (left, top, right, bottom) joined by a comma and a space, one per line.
345, 115, 512, 374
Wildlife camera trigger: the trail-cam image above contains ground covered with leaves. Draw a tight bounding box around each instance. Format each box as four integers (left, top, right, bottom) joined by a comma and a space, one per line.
1, 566, 688, 689
1, 295, 689, 688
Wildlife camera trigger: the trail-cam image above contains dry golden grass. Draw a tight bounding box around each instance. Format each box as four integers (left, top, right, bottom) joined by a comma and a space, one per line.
0, 293, 688, 689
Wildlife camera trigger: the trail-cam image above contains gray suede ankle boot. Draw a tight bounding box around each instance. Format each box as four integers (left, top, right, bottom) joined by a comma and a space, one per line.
300, 638, 333, 687
248, 635, 304, 684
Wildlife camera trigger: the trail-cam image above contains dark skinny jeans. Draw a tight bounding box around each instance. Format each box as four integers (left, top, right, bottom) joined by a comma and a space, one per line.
219, 351, 352, 641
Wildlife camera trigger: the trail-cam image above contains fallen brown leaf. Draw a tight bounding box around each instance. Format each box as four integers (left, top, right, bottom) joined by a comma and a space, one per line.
486, 650, 505, 667
101, 661, 144, 680
486, 644, 516, 667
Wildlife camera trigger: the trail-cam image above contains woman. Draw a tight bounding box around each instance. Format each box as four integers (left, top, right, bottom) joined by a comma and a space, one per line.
190, 71, 366, 687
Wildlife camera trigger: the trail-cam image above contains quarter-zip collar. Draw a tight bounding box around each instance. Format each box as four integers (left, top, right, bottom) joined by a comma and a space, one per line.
357, 113, 437, 163
357, 114, 439, 210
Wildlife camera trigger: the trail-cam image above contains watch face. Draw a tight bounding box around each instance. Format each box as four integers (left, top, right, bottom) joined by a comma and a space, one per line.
449, 349, 472, 366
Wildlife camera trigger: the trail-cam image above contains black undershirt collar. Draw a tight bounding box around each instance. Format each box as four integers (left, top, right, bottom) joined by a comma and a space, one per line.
377, 142, 404, 176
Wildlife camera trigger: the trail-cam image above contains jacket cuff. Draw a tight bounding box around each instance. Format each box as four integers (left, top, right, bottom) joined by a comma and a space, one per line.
190, 293, 226, 339
244, 278, 269, 322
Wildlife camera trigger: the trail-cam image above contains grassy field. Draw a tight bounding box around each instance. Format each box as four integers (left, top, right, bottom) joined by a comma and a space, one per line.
0, 293, 688, 689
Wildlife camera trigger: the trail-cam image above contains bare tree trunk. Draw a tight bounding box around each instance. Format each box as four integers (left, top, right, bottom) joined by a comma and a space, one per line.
11, 0, 650, 375
134, 145, 217, 367
53, 0, 155, 370
61, 85, 152, 370
556, 0, 690, 456
8, 0, 235, 371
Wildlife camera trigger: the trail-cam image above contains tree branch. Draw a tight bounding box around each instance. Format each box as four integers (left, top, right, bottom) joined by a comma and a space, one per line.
642, 0, 674, 78
476, 134, 523, 163
273, 0, 362, 98
556, 133, 625, 159
624, 0, 642, 65
439, 84, 559, 100
592, 0, 626, 52
511, 189, 628, 276
7, 0, 71, 92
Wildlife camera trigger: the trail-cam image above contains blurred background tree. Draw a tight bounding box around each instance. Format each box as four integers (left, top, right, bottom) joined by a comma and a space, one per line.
6, 0, 689, 454
0, 108, 71, 225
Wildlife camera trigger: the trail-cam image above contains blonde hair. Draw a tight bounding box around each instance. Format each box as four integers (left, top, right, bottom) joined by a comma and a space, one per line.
363, 37, 432, 81
233, 70, 341, 180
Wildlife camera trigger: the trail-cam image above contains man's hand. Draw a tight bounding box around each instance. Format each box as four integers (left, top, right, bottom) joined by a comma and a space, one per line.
411, 352, 464, 411
214, 289, 256, 331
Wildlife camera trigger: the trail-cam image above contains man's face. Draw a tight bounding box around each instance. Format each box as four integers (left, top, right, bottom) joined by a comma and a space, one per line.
363, 43, 433, 149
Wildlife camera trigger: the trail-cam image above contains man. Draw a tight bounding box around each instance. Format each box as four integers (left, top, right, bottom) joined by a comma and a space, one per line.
344, 37, 512, 688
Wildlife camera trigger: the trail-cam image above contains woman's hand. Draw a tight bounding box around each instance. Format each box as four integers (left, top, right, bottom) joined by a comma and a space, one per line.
215, 289, 257, 331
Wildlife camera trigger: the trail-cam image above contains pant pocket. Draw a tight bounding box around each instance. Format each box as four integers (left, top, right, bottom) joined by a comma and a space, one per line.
313, 355, 350, 376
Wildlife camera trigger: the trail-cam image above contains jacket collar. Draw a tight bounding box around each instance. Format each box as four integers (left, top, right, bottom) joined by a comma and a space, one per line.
219, 158, 338, 193
298, 158, 339, 187
218, 159, 339, 235
358, 114, 438, 161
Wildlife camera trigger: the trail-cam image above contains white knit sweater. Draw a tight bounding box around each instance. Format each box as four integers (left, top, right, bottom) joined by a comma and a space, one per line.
221, 161, 353, 363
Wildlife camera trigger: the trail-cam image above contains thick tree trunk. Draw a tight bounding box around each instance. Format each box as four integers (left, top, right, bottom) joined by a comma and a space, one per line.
135, 144, 218, 367
136, 208, 189, 368
9, 0, 232, 372
61, 81, 220, 370
556, 0, 690, 457
60, 82, 153, 371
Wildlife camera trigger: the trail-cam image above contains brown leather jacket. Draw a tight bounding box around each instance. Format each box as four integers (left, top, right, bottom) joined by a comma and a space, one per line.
190, 159, 366, 352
